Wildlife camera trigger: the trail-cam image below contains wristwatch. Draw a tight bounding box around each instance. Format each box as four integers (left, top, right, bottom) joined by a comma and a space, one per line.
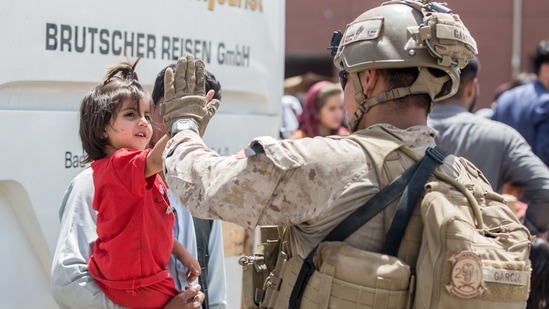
171, 119, 199, 137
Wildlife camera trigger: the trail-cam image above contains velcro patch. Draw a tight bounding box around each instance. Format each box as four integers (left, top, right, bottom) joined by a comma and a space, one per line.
435, 24, 477, 50
482, 267, 529, 286
445, 251, 485, 299
342, 18, 383, 46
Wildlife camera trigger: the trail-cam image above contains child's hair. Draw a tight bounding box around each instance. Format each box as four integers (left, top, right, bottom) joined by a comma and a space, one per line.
79, 59, 147, 163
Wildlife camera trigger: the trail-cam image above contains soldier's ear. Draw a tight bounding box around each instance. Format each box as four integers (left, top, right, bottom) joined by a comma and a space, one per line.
465, 78, 478, 99
360, 69, 380, 97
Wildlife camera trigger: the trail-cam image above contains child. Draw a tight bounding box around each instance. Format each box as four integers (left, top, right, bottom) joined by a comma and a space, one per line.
80, 59, 200, 309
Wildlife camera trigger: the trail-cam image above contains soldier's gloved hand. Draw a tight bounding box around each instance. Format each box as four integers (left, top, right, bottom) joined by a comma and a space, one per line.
162, 54, 220, 137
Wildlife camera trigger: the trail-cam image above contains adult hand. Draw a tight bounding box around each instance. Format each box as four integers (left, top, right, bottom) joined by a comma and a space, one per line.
163, 285, 205, 309
162, 53, 220, 137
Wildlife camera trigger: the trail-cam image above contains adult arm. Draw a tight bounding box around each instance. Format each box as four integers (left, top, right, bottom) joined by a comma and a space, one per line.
206, 221, 228, 309
500, 127, 549, 234
163, 131, 359, 229
50, 168, 124, 309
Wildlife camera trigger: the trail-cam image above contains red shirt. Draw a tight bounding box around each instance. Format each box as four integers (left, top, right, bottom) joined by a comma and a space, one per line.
89, 148, 174, 288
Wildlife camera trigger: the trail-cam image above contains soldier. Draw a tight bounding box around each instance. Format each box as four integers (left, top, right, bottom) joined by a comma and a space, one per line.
161, 1, 479, 307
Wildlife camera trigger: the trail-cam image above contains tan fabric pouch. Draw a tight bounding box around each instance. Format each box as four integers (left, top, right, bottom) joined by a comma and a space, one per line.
272, 242, 414, 309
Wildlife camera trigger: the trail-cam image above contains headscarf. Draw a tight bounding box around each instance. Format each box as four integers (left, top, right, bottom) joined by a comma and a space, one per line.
296, 81, 345, 138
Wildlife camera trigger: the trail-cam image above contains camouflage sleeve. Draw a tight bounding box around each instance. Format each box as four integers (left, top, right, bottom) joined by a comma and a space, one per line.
163, 131, 361, 229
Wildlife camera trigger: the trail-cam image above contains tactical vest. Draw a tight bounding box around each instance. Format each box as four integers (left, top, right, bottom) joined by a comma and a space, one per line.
259, 126, 426, 308
253, 126, 531, 309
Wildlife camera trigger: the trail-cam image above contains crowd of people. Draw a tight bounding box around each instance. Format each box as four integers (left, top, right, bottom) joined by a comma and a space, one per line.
49, 0, 549, 308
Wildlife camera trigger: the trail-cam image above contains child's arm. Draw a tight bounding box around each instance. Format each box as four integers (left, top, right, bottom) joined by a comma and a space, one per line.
173, 239, 201, 284
145, 134, 169, 178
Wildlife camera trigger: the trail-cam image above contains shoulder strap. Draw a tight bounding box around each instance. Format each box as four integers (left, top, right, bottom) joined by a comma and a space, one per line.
288, 146, 448, 309
380, 146, 448, 256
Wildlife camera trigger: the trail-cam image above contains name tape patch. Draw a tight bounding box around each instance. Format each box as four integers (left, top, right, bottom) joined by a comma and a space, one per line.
482, 267, 529, 286
342, 18, 383, 46
436, 24, 477, 49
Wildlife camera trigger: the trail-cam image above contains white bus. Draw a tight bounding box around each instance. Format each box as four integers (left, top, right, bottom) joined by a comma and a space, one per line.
0, 1, 284, 307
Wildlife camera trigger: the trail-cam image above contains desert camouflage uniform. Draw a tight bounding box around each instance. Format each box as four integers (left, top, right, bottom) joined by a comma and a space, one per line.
164, 123, 462, 258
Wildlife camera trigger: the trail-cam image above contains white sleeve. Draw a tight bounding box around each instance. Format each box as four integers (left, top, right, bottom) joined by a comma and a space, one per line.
206, 220, 228, 309
50, 168, 125, 309
167, 189, 198, 289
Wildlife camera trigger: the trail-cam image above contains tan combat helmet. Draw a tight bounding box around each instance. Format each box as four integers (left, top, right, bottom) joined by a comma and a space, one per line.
332, 0, 478, 131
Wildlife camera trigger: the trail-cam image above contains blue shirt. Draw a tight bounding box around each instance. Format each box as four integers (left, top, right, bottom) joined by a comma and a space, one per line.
428, 104, 549, 234
168, 190, 228, 309
492, 81, 549, 166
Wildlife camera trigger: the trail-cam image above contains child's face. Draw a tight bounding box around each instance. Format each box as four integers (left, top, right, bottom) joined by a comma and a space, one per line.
104, 97, 153, 157
317, 93, 345, 131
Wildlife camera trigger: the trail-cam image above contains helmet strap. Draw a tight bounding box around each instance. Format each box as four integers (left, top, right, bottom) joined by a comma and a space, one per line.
348, 72, 367, 132
364, 67, 448, 110
348, 67, 449, 131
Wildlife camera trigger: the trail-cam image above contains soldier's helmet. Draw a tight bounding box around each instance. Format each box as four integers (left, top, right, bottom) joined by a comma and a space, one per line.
332, 0, 477, 104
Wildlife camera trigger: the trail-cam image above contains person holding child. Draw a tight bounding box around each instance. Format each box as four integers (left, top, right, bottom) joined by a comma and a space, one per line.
79, 59, 200, 309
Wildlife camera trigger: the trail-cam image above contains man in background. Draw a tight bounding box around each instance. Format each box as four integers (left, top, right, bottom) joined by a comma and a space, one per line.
428, 56, 549, 236
492, 40, 549, 167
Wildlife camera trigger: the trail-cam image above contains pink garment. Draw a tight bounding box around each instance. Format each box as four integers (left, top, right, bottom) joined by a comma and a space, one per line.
297, 81, 347, 138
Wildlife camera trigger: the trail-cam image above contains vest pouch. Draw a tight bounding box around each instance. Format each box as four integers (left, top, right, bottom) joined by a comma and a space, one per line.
241, 226, 284, 309
240, 254, 268, 309
270, 242, 414, 309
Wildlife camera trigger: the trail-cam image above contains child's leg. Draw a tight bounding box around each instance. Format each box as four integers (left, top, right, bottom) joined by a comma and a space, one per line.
101, 277, 179, 309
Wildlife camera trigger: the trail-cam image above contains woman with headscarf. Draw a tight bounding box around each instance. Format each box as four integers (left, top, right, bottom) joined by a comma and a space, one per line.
291, 81, 348, 139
